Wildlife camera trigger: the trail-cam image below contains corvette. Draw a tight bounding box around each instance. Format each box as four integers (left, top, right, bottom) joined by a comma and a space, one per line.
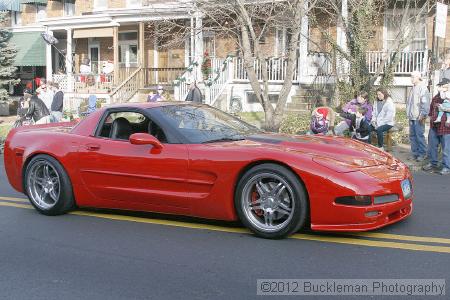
4, 102, 413, 239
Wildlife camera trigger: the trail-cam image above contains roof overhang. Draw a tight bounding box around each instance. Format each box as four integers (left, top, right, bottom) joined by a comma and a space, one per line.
39, 6, 193, 31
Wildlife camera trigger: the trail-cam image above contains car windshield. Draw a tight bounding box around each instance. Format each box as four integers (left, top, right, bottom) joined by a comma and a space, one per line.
150, 104, 262, 144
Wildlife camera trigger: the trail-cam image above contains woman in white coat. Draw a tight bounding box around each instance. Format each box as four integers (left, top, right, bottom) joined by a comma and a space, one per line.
371, 88, 396, 150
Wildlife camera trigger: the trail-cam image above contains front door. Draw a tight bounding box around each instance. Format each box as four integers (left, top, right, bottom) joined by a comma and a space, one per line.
76, 109, 190, 213
89, 45, 100, 74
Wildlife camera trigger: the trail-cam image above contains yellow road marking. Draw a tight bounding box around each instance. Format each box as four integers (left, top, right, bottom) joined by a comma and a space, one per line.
70, 210, 249, 234
0, 201, 33, 209
347, 232, 450, 245
292, 234, 450, 254
1, 197, 450, 254
0, 196, 29, 203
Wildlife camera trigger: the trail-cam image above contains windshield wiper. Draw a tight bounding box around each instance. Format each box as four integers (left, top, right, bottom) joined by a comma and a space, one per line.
202, 137, 245, 144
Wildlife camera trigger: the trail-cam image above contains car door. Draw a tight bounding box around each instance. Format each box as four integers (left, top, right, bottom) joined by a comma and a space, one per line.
76, 109, 190, 212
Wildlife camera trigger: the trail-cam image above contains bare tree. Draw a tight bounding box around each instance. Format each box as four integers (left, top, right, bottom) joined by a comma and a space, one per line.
145, 0, 317, 131
314, 0, 434, 104
196, 0, 320, 131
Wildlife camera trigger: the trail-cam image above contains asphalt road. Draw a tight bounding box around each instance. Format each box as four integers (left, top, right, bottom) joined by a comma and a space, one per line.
1, 155, 450, 300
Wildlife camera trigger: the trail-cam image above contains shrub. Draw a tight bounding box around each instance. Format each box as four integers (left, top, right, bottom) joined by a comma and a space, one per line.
279, 112, 311, 134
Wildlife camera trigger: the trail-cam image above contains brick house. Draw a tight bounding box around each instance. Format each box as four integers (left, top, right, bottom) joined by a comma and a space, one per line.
0, 0, 445, 112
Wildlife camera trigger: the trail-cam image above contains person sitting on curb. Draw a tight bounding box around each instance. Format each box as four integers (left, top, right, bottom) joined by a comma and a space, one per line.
310, 108, 329, 135
423, 78, 450, 175
406, 71, 430, 162
371, 88, 396, 151
340, 106, 371, 143
334, 91, 373, 136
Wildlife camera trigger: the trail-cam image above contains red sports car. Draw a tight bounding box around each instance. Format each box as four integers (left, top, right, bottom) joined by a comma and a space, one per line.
4, 102, 413, 239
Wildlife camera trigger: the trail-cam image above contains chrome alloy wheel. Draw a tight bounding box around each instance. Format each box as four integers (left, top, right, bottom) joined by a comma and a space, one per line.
241, 173, 295, 233
27, 161, 61, 210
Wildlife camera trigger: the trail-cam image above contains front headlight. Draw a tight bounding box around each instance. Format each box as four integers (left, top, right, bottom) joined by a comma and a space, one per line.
335, 195, 372, 206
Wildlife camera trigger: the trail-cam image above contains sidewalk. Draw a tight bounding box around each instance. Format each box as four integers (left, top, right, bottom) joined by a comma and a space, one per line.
390, 144, 426, 173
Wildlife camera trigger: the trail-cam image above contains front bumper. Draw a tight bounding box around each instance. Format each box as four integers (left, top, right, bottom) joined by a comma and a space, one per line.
307, 164, 414, 232
311, 199, 412, 231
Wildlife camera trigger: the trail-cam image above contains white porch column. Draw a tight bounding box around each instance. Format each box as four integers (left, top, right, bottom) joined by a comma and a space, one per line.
298, 0, 309, 81
190, 17, 195, 65
336, 0, 349, 76
194, 14, 203, 81
66, 28, 73, 92
46, 29, 53, 81
153, 34, 158, 84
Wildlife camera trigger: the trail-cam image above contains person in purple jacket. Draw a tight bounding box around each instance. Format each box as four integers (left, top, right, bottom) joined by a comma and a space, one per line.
334, 91, 373, 136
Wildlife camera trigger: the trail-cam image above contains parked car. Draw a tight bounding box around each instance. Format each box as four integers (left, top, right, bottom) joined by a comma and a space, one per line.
3, 102, 413, 239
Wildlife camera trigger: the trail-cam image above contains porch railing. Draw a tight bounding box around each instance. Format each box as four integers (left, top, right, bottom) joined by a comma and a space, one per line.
110, 67, 143, 103
232, 57, 298, 82
205, 58, 231, 105
117, 67, 139, 83
142, 67, 186, 86
366, 50, 428, 74
52, 74, 69, 91
53, 73, 114, 93
304, 52, 334, 77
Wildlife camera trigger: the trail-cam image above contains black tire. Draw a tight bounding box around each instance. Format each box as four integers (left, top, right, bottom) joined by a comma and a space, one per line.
24, 154, 74, 216
235, 163, 308, 239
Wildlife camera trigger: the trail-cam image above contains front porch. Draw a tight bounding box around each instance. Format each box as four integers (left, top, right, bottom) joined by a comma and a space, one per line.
42, 13, 429, 111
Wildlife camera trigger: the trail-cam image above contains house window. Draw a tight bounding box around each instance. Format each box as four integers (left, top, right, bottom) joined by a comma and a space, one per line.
11, 11, 21, 26
36, 5, 47, 21
93, 0, 108, 10
63, 0, 75, 16
385, 12, 426, 51
127, 0, 141, 8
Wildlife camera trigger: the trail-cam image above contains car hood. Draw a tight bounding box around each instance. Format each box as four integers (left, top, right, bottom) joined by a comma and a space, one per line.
243, 133, 399, 173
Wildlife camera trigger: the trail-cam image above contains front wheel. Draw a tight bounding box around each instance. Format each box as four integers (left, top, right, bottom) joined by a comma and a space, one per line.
25, 154, 75, 216
235, 164, 308, 239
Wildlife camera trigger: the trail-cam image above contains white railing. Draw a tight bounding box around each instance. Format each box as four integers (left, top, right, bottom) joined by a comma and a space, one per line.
366, 50, 428, 74
205, 58, 231, 105
52, 74, 69, 91
53, 73, 114, 93
232, 57, 298, 82
174, 63, 199, 101
109, 67, 143, 103
304, 52, 333, 76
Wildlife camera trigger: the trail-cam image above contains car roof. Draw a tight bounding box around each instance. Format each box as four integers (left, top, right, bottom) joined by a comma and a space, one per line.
105, 101, 198, 110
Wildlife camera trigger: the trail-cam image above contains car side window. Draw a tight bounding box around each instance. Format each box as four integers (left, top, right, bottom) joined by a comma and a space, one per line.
98, 111, 167, 143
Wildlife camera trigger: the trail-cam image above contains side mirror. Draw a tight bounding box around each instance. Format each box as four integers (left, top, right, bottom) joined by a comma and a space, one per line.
129, 133, 163, 152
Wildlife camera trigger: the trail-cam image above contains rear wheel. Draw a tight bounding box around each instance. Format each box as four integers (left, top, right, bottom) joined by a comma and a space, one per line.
25, 155, 74, 216
235, 163, 308, 239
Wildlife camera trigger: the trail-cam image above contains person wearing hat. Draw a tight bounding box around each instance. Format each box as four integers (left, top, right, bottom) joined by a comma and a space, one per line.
406, 71, 430, 162
148, 86, 166, 102
310, 107, 329, 135
185, 79, 203, 103
423, 78, 450, 175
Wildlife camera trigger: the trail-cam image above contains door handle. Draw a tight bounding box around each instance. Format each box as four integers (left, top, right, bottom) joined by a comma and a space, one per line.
85, 143, 101, 151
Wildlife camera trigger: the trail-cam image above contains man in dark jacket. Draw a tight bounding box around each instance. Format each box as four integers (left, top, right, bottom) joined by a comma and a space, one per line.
185, 80, 203, 103
25, 90, 51, 124
50, 82, 64, 122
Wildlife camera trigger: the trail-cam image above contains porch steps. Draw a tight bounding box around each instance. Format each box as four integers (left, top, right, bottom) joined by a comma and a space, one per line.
286, 84, 334, 113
